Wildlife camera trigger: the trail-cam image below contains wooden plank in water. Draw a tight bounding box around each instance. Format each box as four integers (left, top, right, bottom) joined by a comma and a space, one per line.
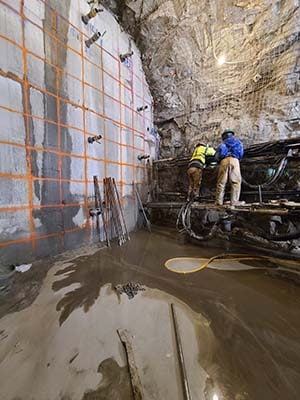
117, 329, 144, 400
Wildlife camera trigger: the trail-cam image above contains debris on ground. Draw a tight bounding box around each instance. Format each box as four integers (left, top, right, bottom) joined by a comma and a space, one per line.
15, 264, 32, 273
114, 282, 146, 299
117, 329, 144, 399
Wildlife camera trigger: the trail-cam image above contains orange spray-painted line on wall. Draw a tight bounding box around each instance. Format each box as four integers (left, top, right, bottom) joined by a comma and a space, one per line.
0, 225, 87, 248
20, 0, 35, 250
0, 0, 149, 252
80, 20, 91, 241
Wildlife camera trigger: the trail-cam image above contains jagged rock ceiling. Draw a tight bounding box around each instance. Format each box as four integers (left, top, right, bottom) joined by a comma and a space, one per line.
109, 0, 300, 156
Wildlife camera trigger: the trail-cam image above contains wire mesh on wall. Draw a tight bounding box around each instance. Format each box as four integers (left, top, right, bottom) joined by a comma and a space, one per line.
145, 1, 300, 150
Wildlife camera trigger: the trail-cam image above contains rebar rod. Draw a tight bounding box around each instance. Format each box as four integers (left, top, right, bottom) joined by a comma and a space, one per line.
93, 176, 101, 238
105, 178, 120, 243
94, 176, 110, 247
106, 178, 123, 245
113, 178, 130, 241
104, 178, 112, 242
108, 178, 124, 244
134, 183, 151, 232
170, 304, 192, 400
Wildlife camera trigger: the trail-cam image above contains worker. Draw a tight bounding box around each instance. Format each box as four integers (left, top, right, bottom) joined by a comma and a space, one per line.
215, 129, 244, 206
187, 142, 216, 201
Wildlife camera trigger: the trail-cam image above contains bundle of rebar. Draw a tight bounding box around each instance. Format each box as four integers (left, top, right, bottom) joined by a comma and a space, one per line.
93, 176, 109, 246
103, 177, 130, 245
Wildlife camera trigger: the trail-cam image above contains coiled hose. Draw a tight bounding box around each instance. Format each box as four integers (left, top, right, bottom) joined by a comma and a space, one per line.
176, 201, 219, 241
176, 201, 300, 243
242, 155, 288, 189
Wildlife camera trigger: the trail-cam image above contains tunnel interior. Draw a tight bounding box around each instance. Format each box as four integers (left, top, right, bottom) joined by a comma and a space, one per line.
0, 1, 300, 400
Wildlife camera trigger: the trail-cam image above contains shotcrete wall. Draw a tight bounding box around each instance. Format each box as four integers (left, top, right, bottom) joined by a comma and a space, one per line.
0, 0, 154, 265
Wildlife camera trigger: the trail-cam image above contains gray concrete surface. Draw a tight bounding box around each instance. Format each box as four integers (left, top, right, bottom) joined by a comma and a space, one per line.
0, 0, 155, 264
1, 229, 300, 399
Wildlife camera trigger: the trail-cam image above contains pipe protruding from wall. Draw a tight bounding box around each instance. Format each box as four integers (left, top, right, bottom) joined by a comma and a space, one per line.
85, 31, 106, 48
137, 105, 148, 112
82, 8, 103, 25
89, 208, 102, 217
88, 134, 102, 144
120, 51, 134, 62
137, 154, 150, 160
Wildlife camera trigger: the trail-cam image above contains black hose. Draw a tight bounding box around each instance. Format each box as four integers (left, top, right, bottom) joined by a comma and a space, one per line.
267, 229, 300, 242
177, 199, 300, 243
176, 201, 218, 241
244, 138, 300, 157
242, 156, 288, 189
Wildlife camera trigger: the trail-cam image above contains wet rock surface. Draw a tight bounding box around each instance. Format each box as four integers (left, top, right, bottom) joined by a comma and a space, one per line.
0, 229, 300, 399
110, 0, 300, 156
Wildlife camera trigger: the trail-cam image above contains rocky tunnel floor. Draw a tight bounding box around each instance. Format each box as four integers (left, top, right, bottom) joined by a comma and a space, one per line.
0, 228, 300, 400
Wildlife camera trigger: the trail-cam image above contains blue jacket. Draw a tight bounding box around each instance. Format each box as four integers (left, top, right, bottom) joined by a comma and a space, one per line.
217, 137, 244, 160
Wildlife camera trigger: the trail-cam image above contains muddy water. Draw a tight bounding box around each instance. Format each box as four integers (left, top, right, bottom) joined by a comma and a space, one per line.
1, 228, 300, 399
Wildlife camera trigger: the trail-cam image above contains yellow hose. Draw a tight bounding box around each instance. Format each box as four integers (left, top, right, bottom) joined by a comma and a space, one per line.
164, 253, 300, 274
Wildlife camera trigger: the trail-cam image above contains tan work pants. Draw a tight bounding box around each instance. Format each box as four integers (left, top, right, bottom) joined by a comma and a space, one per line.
216, 157, 241, 205
187, 167, 202, 200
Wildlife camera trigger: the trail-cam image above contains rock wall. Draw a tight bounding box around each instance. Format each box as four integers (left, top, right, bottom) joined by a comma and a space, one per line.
113, 0, 300, 157
0, 0, 155, 264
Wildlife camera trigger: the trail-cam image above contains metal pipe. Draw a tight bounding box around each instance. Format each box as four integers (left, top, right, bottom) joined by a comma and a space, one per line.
109, 178, 126, 245
103, 179, 110, 240
134, 183, 152, 232
113, 178, 130, 241
81, 8, 103, 25
93, 176, 101, 239
258, 185, 262, 204
170, 304, 192, 400
104, 178, 113, 242
108, 178, 125, 245
120, 51, 134, 63
106, 178, 123, 245
110, 178, 126, 244
109, 178, 124, 237
93, 176, 110, 247
85, 32, 101, 48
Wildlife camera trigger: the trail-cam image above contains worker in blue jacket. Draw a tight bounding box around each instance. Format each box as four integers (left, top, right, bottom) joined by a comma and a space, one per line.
215, 129, 244, 206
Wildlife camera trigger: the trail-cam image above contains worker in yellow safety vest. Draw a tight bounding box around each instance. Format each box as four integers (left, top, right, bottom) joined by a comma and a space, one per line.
187, 142, 216, 201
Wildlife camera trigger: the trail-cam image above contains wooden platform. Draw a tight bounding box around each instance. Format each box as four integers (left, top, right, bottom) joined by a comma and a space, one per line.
146, 201, 300, 215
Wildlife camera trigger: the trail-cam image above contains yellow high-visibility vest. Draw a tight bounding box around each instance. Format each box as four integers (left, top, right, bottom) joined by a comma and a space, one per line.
191, 145, 215, 165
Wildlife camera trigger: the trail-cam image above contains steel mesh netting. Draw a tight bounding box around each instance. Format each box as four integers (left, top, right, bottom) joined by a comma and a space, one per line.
173, 8, 300, 146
